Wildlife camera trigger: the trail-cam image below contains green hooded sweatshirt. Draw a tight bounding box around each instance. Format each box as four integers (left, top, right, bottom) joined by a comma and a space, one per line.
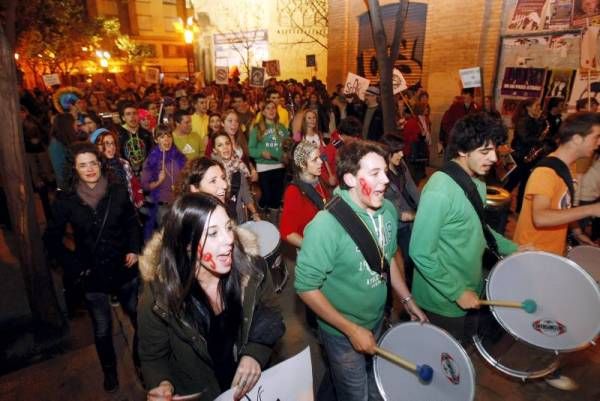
295, 188, 398, 336
248, 122, 289, 165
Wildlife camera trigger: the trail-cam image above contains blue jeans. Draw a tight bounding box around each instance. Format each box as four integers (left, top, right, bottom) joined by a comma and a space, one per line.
84, 277, 139, 371
318, 320, 384, 401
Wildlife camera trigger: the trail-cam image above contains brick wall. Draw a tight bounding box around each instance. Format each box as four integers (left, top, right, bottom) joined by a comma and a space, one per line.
327, 0, 504, 164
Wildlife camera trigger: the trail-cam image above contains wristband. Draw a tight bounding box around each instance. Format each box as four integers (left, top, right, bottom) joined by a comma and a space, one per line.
401, 295, 413, 304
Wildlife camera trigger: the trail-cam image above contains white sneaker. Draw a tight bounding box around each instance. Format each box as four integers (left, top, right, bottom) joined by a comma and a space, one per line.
544, 374, 578, 391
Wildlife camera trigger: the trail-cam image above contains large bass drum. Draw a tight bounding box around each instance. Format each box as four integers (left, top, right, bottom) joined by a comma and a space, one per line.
374, 322, 475, 401
474, 251, 600, 379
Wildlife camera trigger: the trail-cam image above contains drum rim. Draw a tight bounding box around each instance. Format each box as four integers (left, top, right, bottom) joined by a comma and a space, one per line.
373, 321, 476, 401
486, 251, 600, 353
472, 334, 559, 379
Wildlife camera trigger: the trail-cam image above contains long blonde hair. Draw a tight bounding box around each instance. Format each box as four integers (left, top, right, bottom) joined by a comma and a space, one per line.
255, 101, 281, 142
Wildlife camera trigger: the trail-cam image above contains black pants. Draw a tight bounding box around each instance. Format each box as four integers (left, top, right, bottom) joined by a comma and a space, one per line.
258, 168, 286, 209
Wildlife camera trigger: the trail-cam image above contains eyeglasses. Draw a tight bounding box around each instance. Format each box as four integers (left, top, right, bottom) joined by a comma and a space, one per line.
76, 161, 100, 169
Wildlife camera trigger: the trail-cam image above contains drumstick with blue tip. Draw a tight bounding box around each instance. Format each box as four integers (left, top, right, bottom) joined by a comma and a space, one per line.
374, 346, 434, 383
478, 299, 537, 313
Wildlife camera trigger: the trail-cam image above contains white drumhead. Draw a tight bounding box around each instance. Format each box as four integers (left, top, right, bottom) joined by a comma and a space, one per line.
238, 220, 280, 257
568, 246, 600, 282
486, 251, 600, 352
374, 322, 475, 401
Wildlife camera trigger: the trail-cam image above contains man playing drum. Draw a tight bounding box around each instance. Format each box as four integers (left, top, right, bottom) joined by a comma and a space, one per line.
513, 111, 600, 390
409, 113, 524, 343
514, 112, 600, 253
295, 140, 427, 401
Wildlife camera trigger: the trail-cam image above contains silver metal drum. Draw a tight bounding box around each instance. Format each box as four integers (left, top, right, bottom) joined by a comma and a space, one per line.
568, 245, 600, 282
239, 220, 288, 292
374, 322, 475, 401
485, 251, 600, 352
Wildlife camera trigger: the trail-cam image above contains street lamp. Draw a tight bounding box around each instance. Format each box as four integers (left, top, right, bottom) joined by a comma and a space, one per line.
176, 17, 196, 81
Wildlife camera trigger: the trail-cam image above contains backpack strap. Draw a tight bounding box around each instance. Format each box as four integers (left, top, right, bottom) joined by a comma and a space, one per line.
534, 157, 574, 205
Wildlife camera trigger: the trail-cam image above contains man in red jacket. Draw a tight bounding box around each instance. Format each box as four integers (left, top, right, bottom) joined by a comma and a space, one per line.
440, 88, 479, 150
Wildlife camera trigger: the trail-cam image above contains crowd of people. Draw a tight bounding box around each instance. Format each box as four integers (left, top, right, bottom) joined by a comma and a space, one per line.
15, 74, 600, 400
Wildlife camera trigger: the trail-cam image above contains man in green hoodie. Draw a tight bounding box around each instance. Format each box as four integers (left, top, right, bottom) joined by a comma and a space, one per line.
409, 113, 522, 344
295, 140, 427, 401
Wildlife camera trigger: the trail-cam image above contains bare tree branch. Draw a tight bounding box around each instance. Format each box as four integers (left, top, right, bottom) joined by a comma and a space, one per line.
390, 0, 409, 61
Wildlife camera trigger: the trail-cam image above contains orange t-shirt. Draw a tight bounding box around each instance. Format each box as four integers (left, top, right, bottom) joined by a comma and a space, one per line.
513, 167, 572, 255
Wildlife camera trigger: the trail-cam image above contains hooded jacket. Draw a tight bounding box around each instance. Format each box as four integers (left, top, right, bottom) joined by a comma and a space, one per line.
137, 228, 285, 399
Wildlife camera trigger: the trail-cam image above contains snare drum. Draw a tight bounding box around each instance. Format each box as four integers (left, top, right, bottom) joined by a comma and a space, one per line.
374, 322, 475, 401
485, 251, 600, 352
239, 220, 288, 293
568, 245, 600, 282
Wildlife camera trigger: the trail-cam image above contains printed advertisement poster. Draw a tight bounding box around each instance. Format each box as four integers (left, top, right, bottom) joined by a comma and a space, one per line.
508, 0, 548, 31
501, 67, 547, 98
567, 69, 600, 111
572, 0, 600, 27
545, 69, 575, 99
544, 0, 574, 30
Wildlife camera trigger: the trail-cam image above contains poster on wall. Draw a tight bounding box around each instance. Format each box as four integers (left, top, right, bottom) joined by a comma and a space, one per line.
572, 0, 600, 27
504, 36, 550, 47
508, 0, 548, 31
567, 69, 600, 111
545, 69, 575, 99
501, 67, 547, 98
214, 347, 313, 401
543, 0, 574, 30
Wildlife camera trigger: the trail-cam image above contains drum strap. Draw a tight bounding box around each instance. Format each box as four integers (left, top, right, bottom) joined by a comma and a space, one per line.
325, 196, 390, 280
440, 161, 500, 258
534, 157, 574, 204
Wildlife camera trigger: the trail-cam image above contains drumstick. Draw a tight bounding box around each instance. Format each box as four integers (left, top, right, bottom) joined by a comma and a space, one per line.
479, 298, 537, 313
374, 346, 434, 383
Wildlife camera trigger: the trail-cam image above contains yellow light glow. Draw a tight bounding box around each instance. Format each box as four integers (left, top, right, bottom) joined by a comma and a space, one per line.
103, 51, 111, 59
100, 59, 109, 68
86, 78, 92, 83
184, 29, 194, 44
95, 50, 102, 58
186, 16, 194, 26
14, 53, 19, 60
82, 47, 88, 52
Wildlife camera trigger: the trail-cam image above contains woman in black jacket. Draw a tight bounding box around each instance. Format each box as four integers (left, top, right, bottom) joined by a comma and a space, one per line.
45, 142, 141, 393
138, 193, 285, 401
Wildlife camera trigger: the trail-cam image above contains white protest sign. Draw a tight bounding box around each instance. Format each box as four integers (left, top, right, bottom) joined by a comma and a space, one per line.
343, 72, 370, 100
459, 67, 481, 88
42, 74, 61, 87
145, 67, 160, 84
214, 347, 313, 401
392, 68, 408, 94
215, 66, 229, 85
250, 67, 266, 88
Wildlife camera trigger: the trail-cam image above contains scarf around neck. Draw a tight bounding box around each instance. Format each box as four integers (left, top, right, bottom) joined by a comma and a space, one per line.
77, 176, 108, 209
213, 154, 251, 181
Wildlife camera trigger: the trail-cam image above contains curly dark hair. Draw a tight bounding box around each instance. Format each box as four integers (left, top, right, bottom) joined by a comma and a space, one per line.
446, 112, 508, 160
336, 140, 387, 190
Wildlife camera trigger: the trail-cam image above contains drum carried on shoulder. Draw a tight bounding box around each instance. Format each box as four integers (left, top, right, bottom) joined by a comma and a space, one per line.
473, 251, 600, 380
239, 220, 288, 293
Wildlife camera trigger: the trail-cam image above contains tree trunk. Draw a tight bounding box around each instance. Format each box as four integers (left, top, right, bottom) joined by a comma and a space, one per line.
367, 0, 401, 137
0, 24, 66, 331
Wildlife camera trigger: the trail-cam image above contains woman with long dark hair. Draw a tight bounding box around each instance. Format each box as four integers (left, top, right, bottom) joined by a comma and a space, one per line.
44, 142, 141, 393
48, 112, 78, 189
138, 193, 285, 401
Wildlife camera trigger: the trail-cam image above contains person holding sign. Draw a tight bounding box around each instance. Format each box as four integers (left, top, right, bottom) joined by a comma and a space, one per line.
138, 193, 285, 401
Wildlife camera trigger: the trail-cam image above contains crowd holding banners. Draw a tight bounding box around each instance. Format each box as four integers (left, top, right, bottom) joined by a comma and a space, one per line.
14, 68, 598, 399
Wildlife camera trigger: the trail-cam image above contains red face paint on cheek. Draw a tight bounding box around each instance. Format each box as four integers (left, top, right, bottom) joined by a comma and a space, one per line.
359, 178, 372, 197
202, 252, 217, 270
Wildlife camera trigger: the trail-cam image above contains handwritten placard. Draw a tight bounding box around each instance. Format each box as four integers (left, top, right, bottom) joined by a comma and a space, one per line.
459, 67, 481, 88
215, 66, 229, 85
214, 347, 313, 401
343, 72, 370, 100
392, 68, 408, 94
42, 74, 61, 87
250, 67, 266, 88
